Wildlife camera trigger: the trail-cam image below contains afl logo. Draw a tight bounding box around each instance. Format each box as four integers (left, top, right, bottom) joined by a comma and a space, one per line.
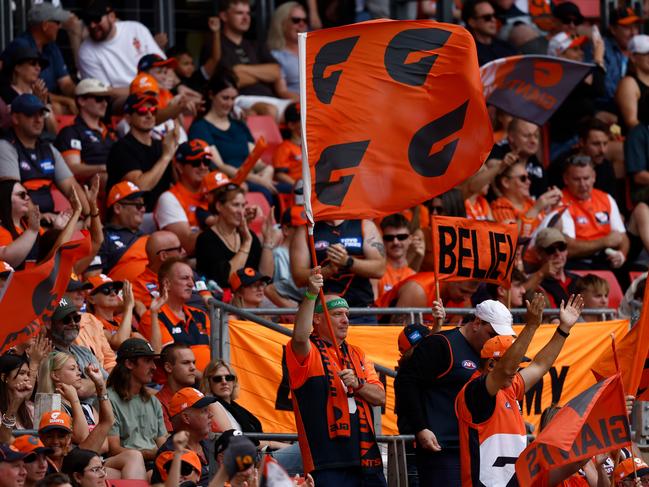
462, 360, 477, 370
314, 240, 330, 251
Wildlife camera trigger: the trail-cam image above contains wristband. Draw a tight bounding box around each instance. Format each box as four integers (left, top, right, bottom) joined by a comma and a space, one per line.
98, 393, 109, 401
304, 291, 317, 301
263, 243, 276, 250
90, 212, 100, 218
556, 327, 570, 338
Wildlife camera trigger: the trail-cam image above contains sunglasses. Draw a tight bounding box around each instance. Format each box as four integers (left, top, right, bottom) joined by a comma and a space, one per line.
179, 462, 197, 477
133, 106, 157, 115
83, 95, 110, 104
383, 233, 409, 242
12, 191, 29, 200
21, 59, 41, 67
561, 17, 583, 25
184, 157, 211, 168
211, 374, 235, 383
62, 313, 81, 325
509, 174, 529, 183
118, 201, 146, 211
95, 286, 119, 296
156, 245, 183, 255
475, 13, 496, 21
431, 205, 445, 214
291, 16, 308, 24
542, 242, 567, 254
84, 13, 106, 25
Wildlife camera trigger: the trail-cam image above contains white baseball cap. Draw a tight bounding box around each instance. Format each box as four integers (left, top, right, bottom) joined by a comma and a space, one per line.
475, 300, 516, 336
629, 35, 649, 54
547, 32, 588, 57
75, 78, 111, 96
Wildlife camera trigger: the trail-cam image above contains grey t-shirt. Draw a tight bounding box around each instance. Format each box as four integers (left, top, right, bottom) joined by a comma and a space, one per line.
272, 246, 305, 302
108, 388, 167, 450
0, 139, 73, 182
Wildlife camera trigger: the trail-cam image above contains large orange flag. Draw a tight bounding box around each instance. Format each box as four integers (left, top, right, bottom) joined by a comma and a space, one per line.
591, 280, 649, 399
431, 216, 518, 286
0, 232, 91, 352
515, 374, 630, 486
298, 20, 493, 222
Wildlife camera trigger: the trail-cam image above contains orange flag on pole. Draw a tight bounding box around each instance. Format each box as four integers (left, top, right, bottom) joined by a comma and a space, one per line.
0, 232, 91, 352
431, 216, 518, 286
515, 373, 630, 486
591, 281, 649, 399
298, 20, 492, 222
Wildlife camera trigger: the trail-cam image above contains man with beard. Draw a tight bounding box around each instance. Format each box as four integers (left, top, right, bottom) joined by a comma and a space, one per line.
47, 298, 106, 400
77, 0, 165, 97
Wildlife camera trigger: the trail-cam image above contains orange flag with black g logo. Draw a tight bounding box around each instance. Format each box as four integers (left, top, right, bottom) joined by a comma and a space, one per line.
298, 20, 493, 222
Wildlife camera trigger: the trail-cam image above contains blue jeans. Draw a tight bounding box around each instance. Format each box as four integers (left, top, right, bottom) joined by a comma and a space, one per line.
271, 443, 303, 475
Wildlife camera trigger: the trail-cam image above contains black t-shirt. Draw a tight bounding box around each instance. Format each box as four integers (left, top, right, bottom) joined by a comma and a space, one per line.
219, 34, 278, 97
55, 116, 117, 167
464, 374, 498, 424
475, 37, 518, 67
489, 141, 548, 198
106, 133, 171, 212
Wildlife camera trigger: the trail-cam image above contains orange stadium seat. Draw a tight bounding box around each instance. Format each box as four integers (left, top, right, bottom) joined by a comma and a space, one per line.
246, 115, 283, 164
629, 271, 645, 284
245, 191, 271, 236
51, 186, 71, 213
571, 270, 623, 309
55, 114, 75, 131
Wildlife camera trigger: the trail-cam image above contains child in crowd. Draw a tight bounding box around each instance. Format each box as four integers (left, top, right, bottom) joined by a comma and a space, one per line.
574, 274, 610, 322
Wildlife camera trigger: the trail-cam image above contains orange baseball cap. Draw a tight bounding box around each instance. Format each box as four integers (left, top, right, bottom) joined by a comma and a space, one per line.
155, 449, 201, 481
130, 72, 160, 95
202, 171, 234, 194
38, 410, 72, 434
107, 181, 145, 207
480, 335, 515, 359
614, 457, 649, 484
169, 387, 216, 417
86, 273, 123, 294
13, 435, 53, 456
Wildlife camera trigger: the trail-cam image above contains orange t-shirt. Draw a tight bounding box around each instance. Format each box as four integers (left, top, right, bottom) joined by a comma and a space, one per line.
107, 235, 149, 282
376, 263, 415, 301
491, 196, 541, 238
465, 195, 492, 221
272, 140, 302, 181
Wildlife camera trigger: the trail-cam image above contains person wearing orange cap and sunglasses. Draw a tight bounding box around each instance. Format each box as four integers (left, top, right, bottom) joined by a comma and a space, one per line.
455, 294, 584, 487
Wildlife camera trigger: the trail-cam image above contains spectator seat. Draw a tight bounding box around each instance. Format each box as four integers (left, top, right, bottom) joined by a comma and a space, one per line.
246, 115, 283, 164
55, 114, 75, 132
572, 270, 623, 309
245, 191, 271, 236
51, 186, 71, 213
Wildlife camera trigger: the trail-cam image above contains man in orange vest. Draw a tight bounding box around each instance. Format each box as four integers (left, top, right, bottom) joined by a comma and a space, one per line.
558, 156, 629, 271
154, 139, 211, 254
455, 294, 583, 487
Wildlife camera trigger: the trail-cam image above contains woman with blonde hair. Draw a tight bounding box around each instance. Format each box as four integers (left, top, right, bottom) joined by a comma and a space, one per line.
266, 1, 307, 100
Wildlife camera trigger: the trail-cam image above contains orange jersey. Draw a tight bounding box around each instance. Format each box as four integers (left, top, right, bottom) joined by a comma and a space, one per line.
107, 235, 149, 282
166, 182, 207, 229
272, 140, 302, 181
562, 189, 615, 241
491, 196, 541, 238
132, 267, 159, 308
375, 263, 415, 301
139, 303, 211, 371
465, 195, 492, 221
456, 372, 527, 487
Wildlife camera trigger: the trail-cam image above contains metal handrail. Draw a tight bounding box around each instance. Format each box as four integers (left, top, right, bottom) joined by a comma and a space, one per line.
235, 307, 618, 316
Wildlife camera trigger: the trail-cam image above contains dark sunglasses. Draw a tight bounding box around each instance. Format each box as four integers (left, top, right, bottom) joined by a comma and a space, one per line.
13, 191, 29, 200
383, 233, 409, 242
561, 17, 583, 25
62, 313, 81, 325
156, 245, 183, 255
83, 95, 110, 104
211, 374, 235, 383
475, 13, 496, 21
542, 242, 567, 255
184, 157, 211, 168
509, 174, 529, 183
179, 462, 196, 477
83, 13, 106, 25
95, 286, 119, 296
431, 205, 445, 214
21, 59, 41, 67
118, 201, 146, 211
291, 16, 308, 24
133, 106, 157, 115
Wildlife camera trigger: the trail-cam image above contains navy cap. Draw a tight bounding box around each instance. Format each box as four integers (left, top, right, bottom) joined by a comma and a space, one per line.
123, 93, 157, 114
0, 444, 27, 463
10, 94, 49, 116
175, 139, 211, 164
137, 54, 177, 72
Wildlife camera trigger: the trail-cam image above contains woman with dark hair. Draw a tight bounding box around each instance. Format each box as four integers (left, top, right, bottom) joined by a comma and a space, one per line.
0, 179, 42, 269
60, 449, 106, 487
195, 183, 276, 288
0, 353, 34, 430
187, 73, 279, 204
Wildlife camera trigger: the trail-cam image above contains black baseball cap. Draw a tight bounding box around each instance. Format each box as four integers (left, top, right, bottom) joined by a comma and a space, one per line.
228, 268, 271, 292
82, 0, 112, 23
552, 2, 584, 24
6, 46, 49, 71
116, 338, 159, 361
284, 103, 300, 123
123, 93, 157, 114
51, 297, 79, 322
137, 54, 177, 72
0, 444, 27, 463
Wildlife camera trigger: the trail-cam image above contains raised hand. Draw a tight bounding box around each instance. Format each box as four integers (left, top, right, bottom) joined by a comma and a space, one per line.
208, 16, 221, 32
69, 187, 82, 216
52, 209, 72, 230
307, 267, 323, 295
56, 382, 79, 404
122, 280, 134, 310
28, 332, 52, 367
431, 300, 445, 322
150, 287, 168, 314
261, 206, 279, 246
84, 175, 100, 211
27, 202, 40, 232
84, 364, 105, 389
525, 293, 545, 328
558, 294, 584, 331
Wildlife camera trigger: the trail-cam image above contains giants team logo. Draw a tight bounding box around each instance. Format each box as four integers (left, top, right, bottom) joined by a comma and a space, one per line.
462, 360, 477, 370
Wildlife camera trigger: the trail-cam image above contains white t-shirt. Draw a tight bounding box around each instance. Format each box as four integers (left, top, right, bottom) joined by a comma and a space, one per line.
559, 193, 626, 238
78, 21, 165, 87
155, 190, 190, 229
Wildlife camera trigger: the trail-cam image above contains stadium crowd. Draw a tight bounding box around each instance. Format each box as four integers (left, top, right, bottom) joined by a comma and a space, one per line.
0, 0, 647, 485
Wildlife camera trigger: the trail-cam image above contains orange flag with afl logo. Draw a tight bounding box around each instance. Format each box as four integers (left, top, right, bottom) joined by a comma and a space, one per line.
431, 216, 518, 286
0, 232, 91, 352
515, 374, 630, 486
591, 279, 649, 400
298, 20, 492, 222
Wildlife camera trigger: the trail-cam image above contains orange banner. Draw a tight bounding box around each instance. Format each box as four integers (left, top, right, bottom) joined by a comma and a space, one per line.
431, 216, 518, 285
229, 319, 629, 434
300, 20, 492, 221
0, 232, 92, 352
516, 374, 630, 486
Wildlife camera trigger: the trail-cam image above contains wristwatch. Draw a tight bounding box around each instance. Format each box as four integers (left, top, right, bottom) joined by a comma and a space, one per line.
98, 393, 109, 401
342, 256, 354, 271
